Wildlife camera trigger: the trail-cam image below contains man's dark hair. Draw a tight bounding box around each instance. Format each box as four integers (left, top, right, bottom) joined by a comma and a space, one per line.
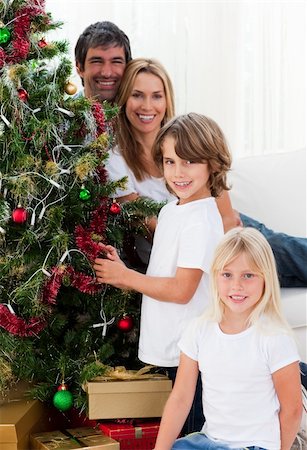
75, 21, 132, 70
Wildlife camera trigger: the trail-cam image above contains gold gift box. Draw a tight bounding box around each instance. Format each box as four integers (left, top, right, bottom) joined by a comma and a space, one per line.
86, 378, 172, 420
31, 427, 119, 450
0, 397, 44, 450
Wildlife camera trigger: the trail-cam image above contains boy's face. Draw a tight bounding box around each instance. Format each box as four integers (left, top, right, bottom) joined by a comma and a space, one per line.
161, 136, 212, 205
77, 45, 126, 102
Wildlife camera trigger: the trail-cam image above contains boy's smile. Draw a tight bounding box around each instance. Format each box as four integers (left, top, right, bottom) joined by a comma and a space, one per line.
162, 136, 211, 204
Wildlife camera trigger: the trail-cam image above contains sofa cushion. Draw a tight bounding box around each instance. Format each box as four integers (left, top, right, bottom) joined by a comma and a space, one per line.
228, 148, 306, 237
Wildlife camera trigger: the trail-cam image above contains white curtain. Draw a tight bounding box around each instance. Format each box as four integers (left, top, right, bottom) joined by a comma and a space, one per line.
45, 0, 305, 157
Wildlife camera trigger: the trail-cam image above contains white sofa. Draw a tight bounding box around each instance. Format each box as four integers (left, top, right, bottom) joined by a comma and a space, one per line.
228, 148, 307, 361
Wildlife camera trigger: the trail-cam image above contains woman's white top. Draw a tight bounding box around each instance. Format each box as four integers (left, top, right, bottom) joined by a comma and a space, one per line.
105, 146, 176, 202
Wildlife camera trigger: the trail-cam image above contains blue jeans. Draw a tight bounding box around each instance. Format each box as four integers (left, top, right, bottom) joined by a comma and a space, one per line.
240, 214, 307, 288
172, 433, 267, 450
163, 367, 205, 435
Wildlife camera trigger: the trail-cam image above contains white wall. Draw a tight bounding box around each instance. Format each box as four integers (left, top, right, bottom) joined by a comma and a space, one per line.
45, 0, 306, 158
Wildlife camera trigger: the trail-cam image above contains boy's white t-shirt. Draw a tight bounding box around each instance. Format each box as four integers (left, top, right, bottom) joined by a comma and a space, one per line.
138, 197, 224, 367
105, 147, 176, 202
178, 316, 300, 450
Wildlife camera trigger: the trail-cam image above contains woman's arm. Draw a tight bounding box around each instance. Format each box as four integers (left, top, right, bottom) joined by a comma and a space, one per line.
93, 254, 203, 304
153, 352, 199, 450
216, 190, 242, 232
272, 361, 302, 450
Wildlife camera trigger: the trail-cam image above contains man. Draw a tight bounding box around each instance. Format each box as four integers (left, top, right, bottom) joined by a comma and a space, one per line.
75, 21, 132, 103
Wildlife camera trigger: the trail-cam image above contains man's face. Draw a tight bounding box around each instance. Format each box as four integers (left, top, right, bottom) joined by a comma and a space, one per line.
77, 45, 126, 102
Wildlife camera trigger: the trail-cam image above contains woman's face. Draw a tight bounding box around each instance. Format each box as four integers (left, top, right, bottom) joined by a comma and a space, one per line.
125, 71, 167, 137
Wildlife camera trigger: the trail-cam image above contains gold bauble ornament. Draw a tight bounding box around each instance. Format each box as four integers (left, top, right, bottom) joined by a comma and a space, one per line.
64, 81, 77, 95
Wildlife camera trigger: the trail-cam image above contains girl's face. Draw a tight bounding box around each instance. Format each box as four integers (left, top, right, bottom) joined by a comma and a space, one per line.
162, 136, 211, 204
217, 252, 264, 320
125, 72, 167, 138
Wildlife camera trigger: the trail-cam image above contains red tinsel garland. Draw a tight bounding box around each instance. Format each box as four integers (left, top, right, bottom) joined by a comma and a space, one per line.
74, 225, 103, 261
41, 266, 66, 305
74, 195, 109, 263
0, 304, 46, 337
66, 266, 103, 294
92, 102, 106, 137
0, 0, 48, 68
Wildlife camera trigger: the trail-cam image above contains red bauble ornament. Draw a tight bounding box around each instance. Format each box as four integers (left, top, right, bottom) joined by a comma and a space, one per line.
57, 381, 68, 391
38, 38, 48, 48
109, 201, 121, 215
17, 88, 29, 102
117, 314, 134, 332
12, 206, 27, 223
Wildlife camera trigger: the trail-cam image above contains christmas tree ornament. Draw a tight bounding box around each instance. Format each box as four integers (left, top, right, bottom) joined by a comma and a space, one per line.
0, 27, 11, 45
17, 88, 29, 102
79, 186, 91, 201
117, 314, 134, 332
57, 380, 68, 391
64, 81, 77, 95
12, 205, 27, 224
38, 38, 48, 48
53, 383, 73, 411
109, 201, 121, 215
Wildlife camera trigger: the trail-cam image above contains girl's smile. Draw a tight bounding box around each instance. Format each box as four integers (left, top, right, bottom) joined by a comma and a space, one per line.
217, 251, 265, 320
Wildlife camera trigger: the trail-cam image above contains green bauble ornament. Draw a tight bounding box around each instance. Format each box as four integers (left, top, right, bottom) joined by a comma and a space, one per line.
79, 187, 91, 201
0, 27, 11, 45
52, 389, 73, 411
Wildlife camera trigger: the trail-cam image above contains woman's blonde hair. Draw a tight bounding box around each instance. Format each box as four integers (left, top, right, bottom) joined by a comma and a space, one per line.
152, 113, 232, 197
115, 58, 175, 181
207, 227, 292, 333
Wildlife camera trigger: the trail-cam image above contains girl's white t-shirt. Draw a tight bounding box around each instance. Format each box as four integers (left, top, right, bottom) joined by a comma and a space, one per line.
178, 316, 300, 450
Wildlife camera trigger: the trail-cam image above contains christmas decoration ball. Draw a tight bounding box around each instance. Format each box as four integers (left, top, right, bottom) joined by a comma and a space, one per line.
117, 314, 134, 332
65, 81, 77, 96
79, 187, 91, 201
0, 27, 11, 45
110, 202, 121, 215
53, 389, 73, 411
17, 88, 29, 102
12, 206, 27, 224
38, 38, 47, 48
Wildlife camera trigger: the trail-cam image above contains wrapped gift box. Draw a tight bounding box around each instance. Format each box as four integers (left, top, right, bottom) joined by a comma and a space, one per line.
86, 378, 172, 419
31, 427, 119, 449
0, 397, 44, 450
98, 420, 160, 450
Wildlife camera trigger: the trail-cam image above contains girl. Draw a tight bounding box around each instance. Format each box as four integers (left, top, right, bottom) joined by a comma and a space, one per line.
153, 227, 302, 450
94, 112, 232, 433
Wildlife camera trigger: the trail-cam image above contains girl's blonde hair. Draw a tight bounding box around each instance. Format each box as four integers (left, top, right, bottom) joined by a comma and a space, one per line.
207, 227, 292, 333
115, 58, 175, 181
152, 113, 232, 197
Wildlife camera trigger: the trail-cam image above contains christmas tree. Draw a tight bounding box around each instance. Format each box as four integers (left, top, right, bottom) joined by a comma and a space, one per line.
0, 0, 161, 412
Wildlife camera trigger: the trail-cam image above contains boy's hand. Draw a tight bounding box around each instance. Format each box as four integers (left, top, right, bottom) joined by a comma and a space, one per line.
98, 243, 123, 264
94, 245, 127, 288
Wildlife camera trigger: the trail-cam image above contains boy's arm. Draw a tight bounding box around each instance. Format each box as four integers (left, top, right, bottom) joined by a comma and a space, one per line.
93, 258, 203, 304
216, 190, 242, 232
272, 361, 302, 450
153, 352, 199, 450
